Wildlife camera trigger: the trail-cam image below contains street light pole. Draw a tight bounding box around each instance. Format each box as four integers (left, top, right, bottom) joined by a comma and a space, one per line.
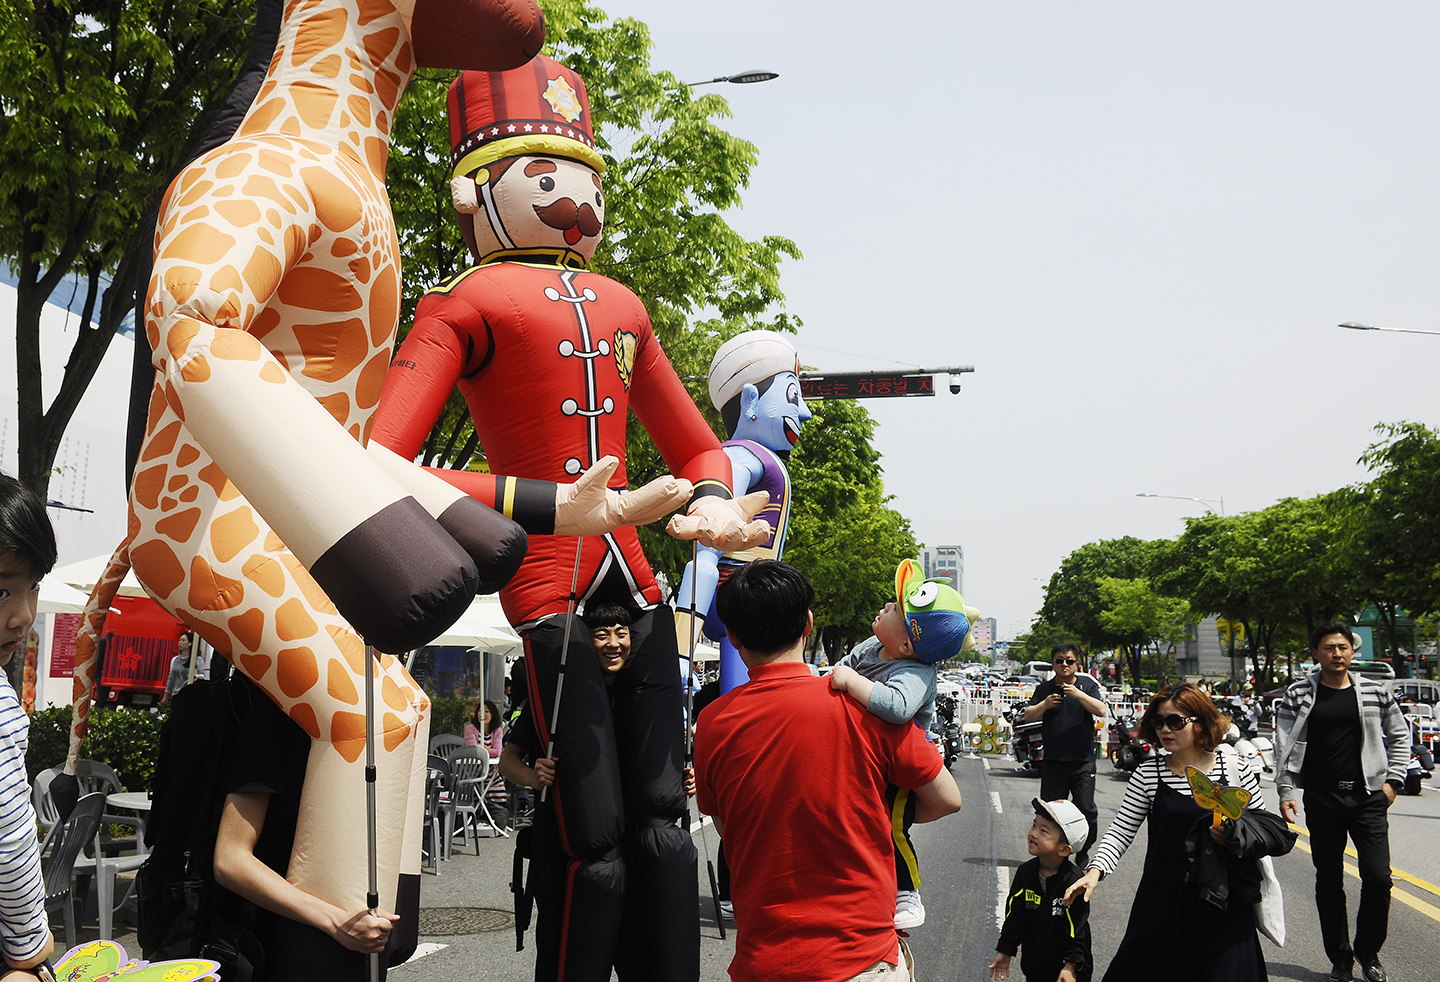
1340, 322, 1440, 337
1134, 493, 1224, 516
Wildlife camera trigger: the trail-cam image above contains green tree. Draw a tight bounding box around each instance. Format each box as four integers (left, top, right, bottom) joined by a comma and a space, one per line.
1039, 537, 1160, 653
0, 0, 255, 496
1096, 577, 1196, 683
1353, 422, 1440, 670
1012, 620, 1076, 666
1149, 499, 1357, 685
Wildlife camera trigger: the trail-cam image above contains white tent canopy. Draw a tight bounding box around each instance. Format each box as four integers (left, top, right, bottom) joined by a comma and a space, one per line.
48, 553, 149, 599
37, 578, 97, 613
426, 594, 521, 652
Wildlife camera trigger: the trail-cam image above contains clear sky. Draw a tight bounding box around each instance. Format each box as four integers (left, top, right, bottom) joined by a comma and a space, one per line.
605, 0, 1440, 637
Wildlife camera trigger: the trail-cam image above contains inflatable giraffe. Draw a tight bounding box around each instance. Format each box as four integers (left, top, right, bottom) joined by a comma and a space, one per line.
64, 0, 545, 933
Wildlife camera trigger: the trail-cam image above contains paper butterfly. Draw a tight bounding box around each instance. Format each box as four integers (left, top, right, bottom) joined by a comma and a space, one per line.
54, 940, 220, 982
1186, 764, 1252, 827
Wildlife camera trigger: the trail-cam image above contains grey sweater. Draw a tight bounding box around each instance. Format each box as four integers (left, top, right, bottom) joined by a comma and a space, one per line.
1273, 670, 1411, 803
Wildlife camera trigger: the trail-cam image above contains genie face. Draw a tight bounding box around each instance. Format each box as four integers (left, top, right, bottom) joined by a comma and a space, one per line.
732, 371, 811, 454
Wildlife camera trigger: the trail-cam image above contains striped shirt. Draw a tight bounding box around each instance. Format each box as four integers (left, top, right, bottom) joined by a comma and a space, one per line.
1273, 671, 1411, 802
0, 675, 48, 961
1088, 751, 1266, 878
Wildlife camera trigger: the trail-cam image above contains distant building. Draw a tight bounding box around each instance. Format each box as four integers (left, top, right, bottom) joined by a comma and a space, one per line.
921, 544, 963, 595
1174, 614, 1237, 678
973, 617, 998, 646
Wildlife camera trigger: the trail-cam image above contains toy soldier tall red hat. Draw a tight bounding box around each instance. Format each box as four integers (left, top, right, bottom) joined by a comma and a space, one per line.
448, 54, 605, 179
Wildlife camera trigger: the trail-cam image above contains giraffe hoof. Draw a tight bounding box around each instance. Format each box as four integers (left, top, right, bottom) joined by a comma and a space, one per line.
435, 496, 527, 594
310, 496, 478, 652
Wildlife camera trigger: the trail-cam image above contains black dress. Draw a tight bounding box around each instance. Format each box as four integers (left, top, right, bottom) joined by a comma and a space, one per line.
1101, 769, 1267, 982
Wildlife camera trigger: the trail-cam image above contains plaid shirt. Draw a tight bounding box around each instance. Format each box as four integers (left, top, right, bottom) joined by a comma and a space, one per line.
1273, 671, 1411, 803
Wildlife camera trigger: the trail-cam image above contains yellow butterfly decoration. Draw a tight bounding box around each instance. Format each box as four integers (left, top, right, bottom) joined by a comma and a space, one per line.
1186, 764, 1252, 828
54, 940, 220, 982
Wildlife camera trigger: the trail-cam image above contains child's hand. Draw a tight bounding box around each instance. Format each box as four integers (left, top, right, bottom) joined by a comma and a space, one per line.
829, 665, 857, 693
684, 765, 697, 797
988, 952, 1011, 980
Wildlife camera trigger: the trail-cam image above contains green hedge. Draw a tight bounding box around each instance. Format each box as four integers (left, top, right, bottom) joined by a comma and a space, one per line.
428, 694, 472, 741
25, 705, 168, 792
24, 692, 475, 792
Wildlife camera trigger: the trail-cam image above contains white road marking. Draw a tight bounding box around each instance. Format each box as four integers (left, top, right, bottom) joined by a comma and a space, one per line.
989, 791, 1003, 814
982, 757, 991, 771
394, 943, 447, 969
995, 865, 1008, 932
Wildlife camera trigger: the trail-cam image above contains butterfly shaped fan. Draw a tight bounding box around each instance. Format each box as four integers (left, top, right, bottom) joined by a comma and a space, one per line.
53, 940, 220, 982
1186, 764, 1251, 828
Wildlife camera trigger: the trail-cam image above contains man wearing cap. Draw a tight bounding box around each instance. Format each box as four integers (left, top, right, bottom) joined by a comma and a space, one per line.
676, 329, 813, 692
1024, 644, 1107, 867
371, 55, 771, 982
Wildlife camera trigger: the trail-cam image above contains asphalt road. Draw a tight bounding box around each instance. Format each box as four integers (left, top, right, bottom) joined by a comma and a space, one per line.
362, 747, 1440, 981
95, 748, 1418, 980
904, 753, 1440, 982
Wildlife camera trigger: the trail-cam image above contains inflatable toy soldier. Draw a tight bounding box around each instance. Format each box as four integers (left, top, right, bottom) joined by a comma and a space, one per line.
370, 56, 768, 982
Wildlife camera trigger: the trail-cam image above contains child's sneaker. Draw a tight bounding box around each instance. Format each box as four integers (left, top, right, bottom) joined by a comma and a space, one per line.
718, 900, 734, 921
894, 889, 925, 929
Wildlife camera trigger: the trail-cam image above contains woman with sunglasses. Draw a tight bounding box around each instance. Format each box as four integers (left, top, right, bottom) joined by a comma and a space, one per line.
1064, 683, 1270, 981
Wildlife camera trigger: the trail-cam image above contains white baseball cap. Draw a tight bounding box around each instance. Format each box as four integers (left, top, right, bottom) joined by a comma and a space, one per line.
1032, 798, 1088, 849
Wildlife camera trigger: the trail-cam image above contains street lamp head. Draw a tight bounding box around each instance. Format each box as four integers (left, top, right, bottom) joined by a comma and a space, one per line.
722, 70, 779, 84
1339, 322, 1378, 331
688, 70, 780, 87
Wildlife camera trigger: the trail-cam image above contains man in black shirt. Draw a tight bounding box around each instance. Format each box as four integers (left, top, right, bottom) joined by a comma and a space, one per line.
1023, 644, 1107, 867
1276, 622, 1411, 982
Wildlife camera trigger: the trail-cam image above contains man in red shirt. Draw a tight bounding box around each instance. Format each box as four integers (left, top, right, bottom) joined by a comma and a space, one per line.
694, 561, 964, 981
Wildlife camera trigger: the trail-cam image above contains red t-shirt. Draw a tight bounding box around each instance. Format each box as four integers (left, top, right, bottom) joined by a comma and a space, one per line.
694, 661, 943, 982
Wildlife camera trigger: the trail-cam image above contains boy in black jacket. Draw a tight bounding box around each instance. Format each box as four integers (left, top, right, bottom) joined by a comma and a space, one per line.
990, 799, 1093, 982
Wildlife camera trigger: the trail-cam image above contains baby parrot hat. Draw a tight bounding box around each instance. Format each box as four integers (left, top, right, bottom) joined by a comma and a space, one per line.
896, 558, 980, 664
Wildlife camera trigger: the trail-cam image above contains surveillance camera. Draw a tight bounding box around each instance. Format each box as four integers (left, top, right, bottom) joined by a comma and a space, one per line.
948, 381, 962, 395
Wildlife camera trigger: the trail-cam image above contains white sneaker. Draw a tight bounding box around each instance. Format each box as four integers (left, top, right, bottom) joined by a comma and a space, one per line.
894, 889, 925, 929
718, 900, 734, 921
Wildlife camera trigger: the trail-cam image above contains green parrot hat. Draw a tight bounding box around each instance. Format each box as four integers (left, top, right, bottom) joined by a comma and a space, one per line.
896, 558, 980, 664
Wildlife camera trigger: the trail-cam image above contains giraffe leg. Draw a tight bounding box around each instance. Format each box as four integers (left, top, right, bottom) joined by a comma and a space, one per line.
128, 477, 427, 914
367, 442, 527, 593
152, 314, 480, 651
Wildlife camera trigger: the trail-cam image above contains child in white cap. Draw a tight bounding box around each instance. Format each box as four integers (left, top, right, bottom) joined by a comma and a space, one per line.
990, 798, 1093, 982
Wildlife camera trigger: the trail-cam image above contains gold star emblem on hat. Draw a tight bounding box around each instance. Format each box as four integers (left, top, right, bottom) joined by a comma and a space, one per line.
543, 76, 583, 123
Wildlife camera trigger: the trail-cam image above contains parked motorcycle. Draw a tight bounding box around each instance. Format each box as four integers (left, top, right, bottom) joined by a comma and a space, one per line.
1007, 703, 1043, 772
935, 689, 964, 768
1216, 697, 1275, 773
1405, 718, 1435, 796
1107, 713, 1152, 773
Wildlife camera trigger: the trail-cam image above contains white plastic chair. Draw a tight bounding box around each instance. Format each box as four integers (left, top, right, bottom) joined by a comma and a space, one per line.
428, 733, 465, 757
447, 747, 508, 851
40, 792, 106, 951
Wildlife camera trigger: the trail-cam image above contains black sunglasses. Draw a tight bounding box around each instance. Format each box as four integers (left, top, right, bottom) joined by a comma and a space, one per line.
1151, 714, 1195, 732
1052, 658, 1077, 666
